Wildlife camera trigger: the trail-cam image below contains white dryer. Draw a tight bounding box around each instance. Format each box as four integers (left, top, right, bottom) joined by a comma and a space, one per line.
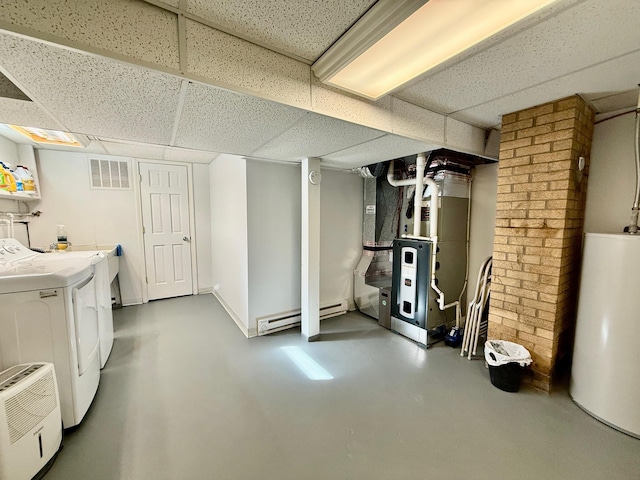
48, 250, 114, 368
0, 239, 100, 429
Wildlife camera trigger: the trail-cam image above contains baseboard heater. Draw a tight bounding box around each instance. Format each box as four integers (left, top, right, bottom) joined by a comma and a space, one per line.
257, 301, 348, 336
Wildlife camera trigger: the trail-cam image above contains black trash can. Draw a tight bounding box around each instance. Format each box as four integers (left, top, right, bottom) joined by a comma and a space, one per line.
484, 340, 531, 393
488, 361, 525, 392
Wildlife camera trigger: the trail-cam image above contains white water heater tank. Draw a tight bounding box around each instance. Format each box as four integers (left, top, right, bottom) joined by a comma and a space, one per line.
570, 233, 640, 438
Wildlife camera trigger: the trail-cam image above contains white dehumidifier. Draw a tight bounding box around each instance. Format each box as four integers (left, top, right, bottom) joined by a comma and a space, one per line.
0, 363, 63, 480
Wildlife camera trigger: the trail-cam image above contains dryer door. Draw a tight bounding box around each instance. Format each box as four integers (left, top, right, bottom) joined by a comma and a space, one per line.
72, 274, 100, 376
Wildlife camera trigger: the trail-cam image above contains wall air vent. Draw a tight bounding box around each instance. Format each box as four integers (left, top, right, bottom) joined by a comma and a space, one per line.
90, 158, 131, 189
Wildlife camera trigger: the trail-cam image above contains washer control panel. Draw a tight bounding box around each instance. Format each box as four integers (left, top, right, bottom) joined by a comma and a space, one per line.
0, 238, 37, 263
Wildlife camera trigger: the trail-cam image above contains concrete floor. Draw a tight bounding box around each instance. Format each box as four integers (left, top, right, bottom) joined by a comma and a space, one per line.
46, 294, 639, 480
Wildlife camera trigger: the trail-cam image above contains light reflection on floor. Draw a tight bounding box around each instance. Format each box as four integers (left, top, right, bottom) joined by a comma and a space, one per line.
281, 346, 334, 380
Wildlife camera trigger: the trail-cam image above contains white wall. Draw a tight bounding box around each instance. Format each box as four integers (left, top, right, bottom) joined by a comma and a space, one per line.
244, 161, 364, 336
0, 135, 19, 168
246, 161, 301, 335
585, 113, 636, 233
209, 154, 249, 332
467, 163, 498, 307
29, 150, 145, 305
193, 163, 212, 292
320, 169, 363, 310
0, 135, 21, 213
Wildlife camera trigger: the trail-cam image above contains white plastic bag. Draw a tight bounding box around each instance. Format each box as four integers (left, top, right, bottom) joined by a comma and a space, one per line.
485, 340, 532, 367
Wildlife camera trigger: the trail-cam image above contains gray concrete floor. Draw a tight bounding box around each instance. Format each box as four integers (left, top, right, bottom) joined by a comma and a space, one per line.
46, 294, 639, 480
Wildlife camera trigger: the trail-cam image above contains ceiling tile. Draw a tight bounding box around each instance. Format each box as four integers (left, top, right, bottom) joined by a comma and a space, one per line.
186, 0, 376, 61
0, 0, 180, 69
101, 141, 166, 160
173, 82, 308, 154
0, 72, 29, 101
445, 118, 486, 156
0, 34, 182, 145
186, 20, 311, 109
0, 97, 61, 130
252, 112, 385, 161
311, 77, 393, 132
396, 0, 640, 121
323, 134, 438, 168
452, 49, 640, 128
587, 90, 639, 115
82, 140, 109, 155
392, 98, 445, 144
163, 147, 219, 164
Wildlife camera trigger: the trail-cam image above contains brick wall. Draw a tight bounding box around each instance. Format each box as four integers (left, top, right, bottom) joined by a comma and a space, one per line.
489, 95, 595, 392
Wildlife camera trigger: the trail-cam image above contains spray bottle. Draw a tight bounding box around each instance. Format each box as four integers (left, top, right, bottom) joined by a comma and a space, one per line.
56, 225, 69, 250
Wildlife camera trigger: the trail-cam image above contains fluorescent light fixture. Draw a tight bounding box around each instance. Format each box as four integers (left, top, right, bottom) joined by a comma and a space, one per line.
281, 346, 333, 380
9, 125, 82, 147
313, 0, 558, 100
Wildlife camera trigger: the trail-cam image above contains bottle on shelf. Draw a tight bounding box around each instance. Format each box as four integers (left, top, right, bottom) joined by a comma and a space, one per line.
15, 165, 36, 193
0, 162, 17, 192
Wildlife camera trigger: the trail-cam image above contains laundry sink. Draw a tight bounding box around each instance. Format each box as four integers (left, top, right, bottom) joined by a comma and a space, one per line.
53, 244, 120, 282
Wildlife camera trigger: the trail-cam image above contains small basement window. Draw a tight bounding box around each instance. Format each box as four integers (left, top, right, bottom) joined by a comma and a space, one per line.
90, 158, 130, 189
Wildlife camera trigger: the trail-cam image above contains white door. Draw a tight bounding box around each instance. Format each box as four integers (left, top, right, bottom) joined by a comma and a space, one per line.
140, 163, 193, 300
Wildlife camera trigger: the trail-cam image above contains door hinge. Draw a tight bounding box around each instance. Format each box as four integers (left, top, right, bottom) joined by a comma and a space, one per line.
139, 174, 142, 183
142, 226, 145, 234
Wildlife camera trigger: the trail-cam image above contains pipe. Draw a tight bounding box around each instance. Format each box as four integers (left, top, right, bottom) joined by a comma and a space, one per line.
456, 180, 473, 328
8, 213, 13, 239
387, 158, 439, 239
389, 156, 461, 324
629, 92, 640, 234
413, 153, 426, 236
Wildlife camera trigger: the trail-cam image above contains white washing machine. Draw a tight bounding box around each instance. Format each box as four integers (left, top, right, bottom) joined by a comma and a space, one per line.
47, 250, 114, 368
0, 239, 100, 429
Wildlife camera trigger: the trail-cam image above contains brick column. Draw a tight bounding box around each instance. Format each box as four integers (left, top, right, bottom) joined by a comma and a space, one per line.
489, 95, 595, 392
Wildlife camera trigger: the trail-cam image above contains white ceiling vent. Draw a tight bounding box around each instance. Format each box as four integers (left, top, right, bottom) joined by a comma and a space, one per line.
90, 158, 131, 189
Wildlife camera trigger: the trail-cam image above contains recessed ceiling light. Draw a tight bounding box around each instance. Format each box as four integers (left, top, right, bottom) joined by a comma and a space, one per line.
9, 125, 82, 147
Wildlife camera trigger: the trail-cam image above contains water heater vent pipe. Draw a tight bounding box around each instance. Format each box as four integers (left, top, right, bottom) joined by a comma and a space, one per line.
628, 90, 640, 234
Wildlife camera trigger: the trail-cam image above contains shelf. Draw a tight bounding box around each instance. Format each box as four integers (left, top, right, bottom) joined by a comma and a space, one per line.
0, 190, 41, 201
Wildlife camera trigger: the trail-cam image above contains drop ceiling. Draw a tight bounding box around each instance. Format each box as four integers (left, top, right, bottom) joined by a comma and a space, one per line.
0, 0, 637, 168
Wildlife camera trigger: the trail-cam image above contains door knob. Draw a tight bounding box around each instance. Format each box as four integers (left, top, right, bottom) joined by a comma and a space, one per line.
183, 236, 190, 242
